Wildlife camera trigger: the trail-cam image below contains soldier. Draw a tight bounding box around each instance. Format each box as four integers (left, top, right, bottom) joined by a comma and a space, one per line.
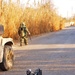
18, 22, 30, 46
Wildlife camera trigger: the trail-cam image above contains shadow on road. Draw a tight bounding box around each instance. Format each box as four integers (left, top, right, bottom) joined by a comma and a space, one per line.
28, 26, 75, 45
1, 26, 75, 75
11, 46, 75, 75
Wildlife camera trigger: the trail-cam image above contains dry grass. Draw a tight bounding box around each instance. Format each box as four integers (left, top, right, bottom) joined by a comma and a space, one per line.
0, 1, 65, 40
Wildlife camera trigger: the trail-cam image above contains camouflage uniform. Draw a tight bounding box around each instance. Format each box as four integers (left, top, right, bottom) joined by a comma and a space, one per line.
18, 22, 30, 46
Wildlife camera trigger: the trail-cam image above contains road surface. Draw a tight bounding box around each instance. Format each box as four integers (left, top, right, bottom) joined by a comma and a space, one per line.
1, 26, 75, 75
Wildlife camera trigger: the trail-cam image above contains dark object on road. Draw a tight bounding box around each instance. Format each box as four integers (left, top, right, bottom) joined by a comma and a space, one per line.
26, 68, 42, 75
34, 68, 42, 75
26, 69, 32, 75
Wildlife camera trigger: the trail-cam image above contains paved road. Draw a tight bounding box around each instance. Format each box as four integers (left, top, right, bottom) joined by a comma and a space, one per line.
1, 26, 75, 75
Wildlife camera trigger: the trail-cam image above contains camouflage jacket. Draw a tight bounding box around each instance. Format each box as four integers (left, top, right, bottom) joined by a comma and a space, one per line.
18, 25, 30, 37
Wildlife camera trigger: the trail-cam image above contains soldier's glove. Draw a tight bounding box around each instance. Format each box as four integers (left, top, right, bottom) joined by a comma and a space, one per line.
28, 33, 30, 36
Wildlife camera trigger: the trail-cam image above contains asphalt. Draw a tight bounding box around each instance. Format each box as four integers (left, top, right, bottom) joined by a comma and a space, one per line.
1, 26, 75, 75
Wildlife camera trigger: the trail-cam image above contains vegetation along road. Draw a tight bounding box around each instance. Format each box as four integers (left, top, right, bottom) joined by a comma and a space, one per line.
1, 26, 75, 75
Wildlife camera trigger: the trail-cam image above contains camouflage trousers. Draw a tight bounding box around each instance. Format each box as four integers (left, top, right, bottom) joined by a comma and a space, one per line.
20, 36, 28, 46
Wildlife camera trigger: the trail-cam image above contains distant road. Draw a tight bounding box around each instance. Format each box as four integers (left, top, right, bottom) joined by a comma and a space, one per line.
1, 26, 75, 75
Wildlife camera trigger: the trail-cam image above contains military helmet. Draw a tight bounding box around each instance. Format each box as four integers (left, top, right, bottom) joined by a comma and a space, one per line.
20, 22, 26, 27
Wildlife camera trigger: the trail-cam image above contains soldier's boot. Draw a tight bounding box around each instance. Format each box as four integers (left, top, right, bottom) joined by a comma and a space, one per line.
20, 38, 23, 46
24, 38, 28, 45
24, 40, 28, 45
20, 43, 22, 46
25, 42, 28, 45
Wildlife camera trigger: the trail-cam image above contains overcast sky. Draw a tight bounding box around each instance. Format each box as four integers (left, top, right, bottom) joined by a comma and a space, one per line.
4, 0, 75, 18
20, 0, 75, 18
52, 0, 75, 18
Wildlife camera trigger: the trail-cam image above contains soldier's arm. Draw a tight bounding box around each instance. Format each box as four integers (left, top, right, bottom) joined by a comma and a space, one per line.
26, 28, 30, 35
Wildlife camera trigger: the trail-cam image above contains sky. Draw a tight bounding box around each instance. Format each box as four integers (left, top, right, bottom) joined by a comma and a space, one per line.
20, 0, 75, 18
4, 0, 75, 18
20, 0, 41, 7
52, 0, 75, 18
